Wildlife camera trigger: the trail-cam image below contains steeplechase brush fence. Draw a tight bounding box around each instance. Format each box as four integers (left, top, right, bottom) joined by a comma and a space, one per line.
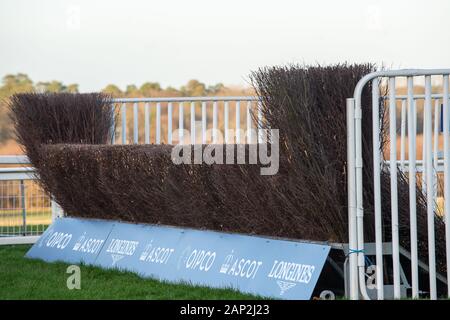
2, 64, 450, 299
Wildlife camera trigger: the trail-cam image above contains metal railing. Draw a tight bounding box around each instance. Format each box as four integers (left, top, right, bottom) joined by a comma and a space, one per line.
0, 156, 63, 244
348, 69, 450, 300
110, 96, 263, 145
0, 96, 262, 244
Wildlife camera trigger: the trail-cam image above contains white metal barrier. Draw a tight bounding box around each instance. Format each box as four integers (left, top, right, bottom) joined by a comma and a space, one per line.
0, 96, 261, 245
347, 69, 450, 300
110, 96, 262, 145
0, 156, 63, 245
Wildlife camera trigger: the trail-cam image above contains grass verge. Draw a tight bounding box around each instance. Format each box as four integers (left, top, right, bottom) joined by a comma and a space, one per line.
0, 245, 259, 300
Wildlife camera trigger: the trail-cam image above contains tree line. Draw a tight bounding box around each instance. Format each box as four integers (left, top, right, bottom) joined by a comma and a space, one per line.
0, 73, 251, 145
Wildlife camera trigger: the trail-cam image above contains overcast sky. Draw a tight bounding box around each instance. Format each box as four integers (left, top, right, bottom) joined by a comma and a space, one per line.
1, 0, 449, 92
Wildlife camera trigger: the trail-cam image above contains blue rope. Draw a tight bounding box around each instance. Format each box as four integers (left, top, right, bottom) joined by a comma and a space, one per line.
348, 248, 365, 255
348, 249, 375, 268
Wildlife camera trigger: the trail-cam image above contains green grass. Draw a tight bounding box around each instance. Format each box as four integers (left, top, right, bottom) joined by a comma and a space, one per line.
0, 245, 260, 300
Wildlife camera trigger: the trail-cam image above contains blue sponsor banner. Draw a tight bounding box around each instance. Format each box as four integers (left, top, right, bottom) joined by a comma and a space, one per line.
27, 218, 330, 299
26, 218, 114, 265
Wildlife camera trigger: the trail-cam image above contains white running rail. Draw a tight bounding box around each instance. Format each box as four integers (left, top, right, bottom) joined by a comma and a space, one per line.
0, 96, 262, 244
347, 69, 450, 300
110, 96, 262, 145
0, 156, 63, 245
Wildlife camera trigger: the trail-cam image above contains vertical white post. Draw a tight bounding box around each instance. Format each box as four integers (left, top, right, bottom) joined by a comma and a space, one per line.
213, 101, 218, 143
110, 103, 116, 144
202, 102, 207, 144
347, 98, 358, 300
407, 77, 419, 298
423, 100, 428, 196
389, 77, 401, 299
133, 102, 138, 144
51, 199, 59, 221
433, 99, 440, 208
257, 101, 263, 143
168, 102, 173, 144
400, 100, 407, 170
425, 75, 437, 300
434, 99, 440, 165
179, 102, 184, 143
443, 74, 450, 298
224, 101, 229, 144
247, 101, 252, 143
354, 90, 370, 300
191, 102, 196, 144
371, 79, 384, 299
236, 101, 241, 144
414, 100, 417, 139
156, 102, 161, 144
144, 102, 150, 144
121, 103, 127, 144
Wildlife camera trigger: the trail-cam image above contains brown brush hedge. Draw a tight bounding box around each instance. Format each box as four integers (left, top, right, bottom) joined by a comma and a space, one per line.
8, 92, 114, 164
36, 144, 296, 237
252, 64, 446, 274
8, 66, 447, 274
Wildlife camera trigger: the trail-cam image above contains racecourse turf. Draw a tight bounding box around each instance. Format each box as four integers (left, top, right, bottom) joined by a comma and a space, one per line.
0, 244, 258, 300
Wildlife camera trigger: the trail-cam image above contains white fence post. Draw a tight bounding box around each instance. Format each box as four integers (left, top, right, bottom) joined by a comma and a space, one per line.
371, 78, 384, 300
133, 102, 139, 144
407, 76, 419, 298
444, 74, 450, 298
389, 77, 401, 299
156, 102, 161, 144
121, 102, 127, 144
145, 102, 150, 144
110, 103, 116, 144
425, 75, 437, 299
51, 199, 59, 221
346, 98, 359, 300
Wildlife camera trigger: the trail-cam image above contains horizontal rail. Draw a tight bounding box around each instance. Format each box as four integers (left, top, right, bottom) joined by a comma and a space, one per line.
385, 159, 443, 167
0, 167, 36, 181
0, 155, 30, 165
112, 96, 258, 103
382, 94, 450, 100
0, 236, 40, 245
113, 95, 449, 104
354, 69, 450, 103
